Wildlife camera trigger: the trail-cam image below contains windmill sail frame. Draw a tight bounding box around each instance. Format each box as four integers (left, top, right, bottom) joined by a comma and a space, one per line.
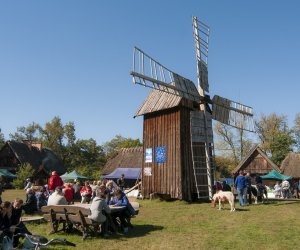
131, 47, 201, 102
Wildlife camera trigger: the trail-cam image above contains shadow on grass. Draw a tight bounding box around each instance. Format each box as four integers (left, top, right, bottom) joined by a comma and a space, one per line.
107, 224, 164, 240
272, 200, 300, 206
127, 224, 164, 238
234, 208, 250, 212
252, 199, 300, 206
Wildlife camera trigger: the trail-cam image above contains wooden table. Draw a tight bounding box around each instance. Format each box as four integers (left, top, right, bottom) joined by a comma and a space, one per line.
71, 203, 126, 232
71, 203, 126, 213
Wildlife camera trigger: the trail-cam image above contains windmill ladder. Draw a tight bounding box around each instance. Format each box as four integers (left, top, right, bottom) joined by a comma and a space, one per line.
190, 114, 214, 200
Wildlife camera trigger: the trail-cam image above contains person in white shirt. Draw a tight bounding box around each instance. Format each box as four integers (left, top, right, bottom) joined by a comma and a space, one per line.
47, 187, 68, 205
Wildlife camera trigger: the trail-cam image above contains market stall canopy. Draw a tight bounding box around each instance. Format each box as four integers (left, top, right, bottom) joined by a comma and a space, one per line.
261, 170, 292, 180
0, 169, 16, 178
102, 167, 141, 180
60, 170, 88, 180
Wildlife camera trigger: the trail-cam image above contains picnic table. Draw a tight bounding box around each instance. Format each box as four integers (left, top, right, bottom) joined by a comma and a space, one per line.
71, 203, 127, 233
71, 203, 126, 213
41, 204, 128, 239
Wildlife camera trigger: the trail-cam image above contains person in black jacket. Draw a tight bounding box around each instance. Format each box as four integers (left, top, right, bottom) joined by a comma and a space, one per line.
0, 201, 13, 244
222, 181, 232, 192
23, 189, 37, 214
11, 198, 32, 247
117, 174, 126, 191
245, 172, 252, 205
255, 174, 263, 197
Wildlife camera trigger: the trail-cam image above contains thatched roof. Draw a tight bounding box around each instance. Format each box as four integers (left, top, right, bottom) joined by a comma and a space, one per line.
232, 144, 281, 175
0, 141, 66, 174
281, 152, 300, 178
102, 147, 143, 175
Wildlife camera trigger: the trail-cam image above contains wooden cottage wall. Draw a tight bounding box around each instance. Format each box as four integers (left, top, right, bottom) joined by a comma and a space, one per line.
142, 108, 182, 199
243, 151, 275, 174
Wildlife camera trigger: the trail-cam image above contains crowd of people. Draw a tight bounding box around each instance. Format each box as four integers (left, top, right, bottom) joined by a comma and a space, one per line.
214, 170, 300, 207
0, 171, 135, 245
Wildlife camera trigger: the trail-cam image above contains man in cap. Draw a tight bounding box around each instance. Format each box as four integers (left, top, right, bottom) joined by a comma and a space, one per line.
24, 178, 32, 190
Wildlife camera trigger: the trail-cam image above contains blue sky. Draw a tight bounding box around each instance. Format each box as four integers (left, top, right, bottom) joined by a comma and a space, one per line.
0, 1, 300, 144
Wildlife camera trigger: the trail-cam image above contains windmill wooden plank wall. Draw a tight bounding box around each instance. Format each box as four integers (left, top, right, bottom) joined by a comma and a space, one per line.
136, 90, 213, 201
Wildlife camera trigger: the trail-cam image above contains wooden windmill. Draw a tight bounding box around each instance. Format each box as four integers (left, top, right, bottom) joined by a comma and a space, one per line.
130, 16, 254, 201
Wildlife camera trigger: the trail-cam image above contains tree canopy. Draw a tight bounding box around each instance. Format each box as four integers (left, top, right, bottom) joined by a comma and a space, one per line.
5, 117, 142, 178
214, 112, 298, 177
103, 134, 142, 158
0, 128, 5, 149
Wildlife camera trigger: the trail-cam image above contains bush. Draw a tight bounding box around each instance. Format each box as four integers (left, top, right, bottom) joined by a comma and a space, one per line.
75, 165, 101, 181
12, 163, 35, 189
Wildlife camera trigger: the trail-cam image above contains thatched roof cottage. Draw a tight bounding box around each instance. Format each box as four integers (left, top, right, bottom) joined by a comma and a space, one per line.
0, 140, 66, 177
281, 152, 300, 179
102, 147, 143, 175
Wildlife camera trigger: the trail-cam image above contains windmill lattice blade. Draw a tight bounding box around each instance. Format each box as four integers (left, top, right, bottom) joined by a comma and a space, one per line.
130, 47, 201, 102
212, 95, 254, 132
193, 16, 210, 93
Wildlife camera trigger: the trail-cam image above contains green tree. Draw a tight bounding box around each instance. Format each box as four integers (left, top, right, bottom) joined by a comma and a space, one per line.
9, 117, 106, 173
255, 113, 295, 166
293, 113, 300, 152
39, 116, 65, 160
0, 128, 5, 148
214, 122, 253, 165
214, 155, 236, 178
270, 132, 295, 166
255, 113, 289, 153
39, 118, 80, 166
75, 165, 101, 180
12, 163, 35, 189
103, 134, 142, 157
9, 122, 40, 142
69, 139, 106, 170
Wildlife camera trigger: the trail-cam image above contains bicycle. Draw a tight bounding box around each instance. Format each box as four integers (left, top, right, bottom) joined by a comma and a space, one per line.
2, 233, 76, 250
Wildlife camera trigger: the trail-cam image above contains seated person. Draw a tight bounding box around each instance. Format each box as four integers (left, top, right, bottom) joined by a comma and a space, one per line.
11, 199, 32, 247
35, 186, 49, 210
63, 183, 74, 204
110, 189, 136, 216
47, 187, 68, 206
0, 201, 12, 232
80, 181, 93, 204
109, 189, 136, 233
88, 188, 111, 237
23, 188, 38, 214
0, 201, 13, 245
72, 181, 82, 201
106, 181, 115, 204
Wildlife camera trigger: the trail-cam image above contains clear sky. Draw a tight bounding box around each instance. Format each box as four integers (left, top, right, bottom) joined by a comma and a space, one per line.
0, 1, 300, 144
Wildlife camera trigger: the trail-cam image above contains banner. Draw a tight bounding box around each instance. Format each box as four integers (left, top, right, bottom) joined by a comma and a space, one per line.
144, 167, 152, 176
155, 146, 166, 163
145, 148, 153, 163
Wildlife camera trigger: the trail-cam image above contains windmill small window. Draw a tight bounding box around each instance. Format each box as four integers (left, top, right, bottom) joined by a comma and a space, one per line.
131, 16, 254, 201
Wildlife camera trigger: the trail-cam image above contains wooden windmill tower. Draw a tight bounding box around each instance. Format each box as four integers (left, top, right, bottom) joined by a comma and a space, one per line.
131, 16, 254, 201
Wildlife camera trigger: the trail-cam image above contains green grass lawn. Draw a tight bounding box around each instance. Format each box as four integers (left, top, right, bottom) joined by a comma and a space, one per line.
3, 190, 300, 250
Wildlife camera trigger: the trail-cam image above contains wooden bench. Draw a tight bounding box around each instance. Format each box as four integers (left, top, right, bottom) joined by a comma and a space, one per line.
42, 203, 140, 238
41, 205, 100, 240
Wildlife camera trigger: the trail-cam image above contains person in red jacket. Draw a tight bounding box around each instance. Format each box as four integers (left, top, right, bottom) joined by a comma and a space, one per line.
48, 171, 63, 193
63, 183, 74, 204
80, 181, 93, 203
